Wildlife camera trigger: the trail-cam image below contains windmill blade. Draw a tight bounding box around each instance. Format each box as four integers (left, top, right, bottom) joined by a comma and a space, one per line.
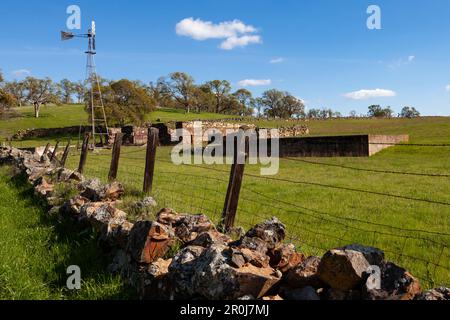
61, 31, 75, 41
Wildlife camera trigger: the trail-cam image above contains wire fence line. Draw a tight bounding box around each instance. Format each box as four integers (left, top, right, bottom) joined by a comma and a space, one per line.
153, 158, 450, 208
40, 137, 450, 288
284, 157, 450, 178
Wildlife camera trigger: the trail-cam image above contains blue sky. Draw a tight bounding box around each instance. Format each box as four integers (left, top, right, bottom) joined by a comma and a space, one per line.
1, 0, 449, 115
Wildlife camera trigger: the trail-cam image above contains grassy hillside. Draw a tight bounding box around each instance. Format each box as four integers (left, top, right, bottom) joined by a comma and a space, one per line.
0, 166, 134, 300
2, 104, 450, 146
0, 104, 243, 144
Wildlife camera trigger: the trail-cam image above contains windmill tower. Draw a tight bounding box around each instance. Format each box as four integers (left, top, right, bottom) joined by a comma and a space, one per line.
61, 21, 109, 147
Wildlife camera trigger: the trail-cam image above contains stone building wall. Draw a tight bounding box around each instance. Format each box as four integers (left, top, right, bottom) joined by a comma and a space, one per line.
167, 121, 309, 144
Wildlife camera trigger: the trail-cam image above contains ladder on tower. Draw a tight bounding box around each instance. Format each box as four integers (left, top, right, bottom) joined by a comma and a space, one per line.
61, 21, 110, 149
85, 21, 109, 148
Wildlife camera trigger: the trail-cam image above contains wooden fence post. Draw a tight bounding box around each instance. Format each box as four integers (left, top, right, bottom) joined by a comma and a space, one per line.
143, 128, 159, 193
60, 139, 71, 168
50, 140, 60, 162
220, 128, 250, 232
108, 133, 123, 181
41, 143, 51, 162
77, 133, 90, 174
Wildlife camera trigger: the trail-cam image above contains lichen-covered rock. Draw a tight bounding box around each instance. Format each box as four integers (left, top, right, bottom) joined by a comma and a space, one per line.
417, 287, 450, 300
78, 179, 124, 201
229, 248, 246, 268
364, 262, 421, 300
134, 197, 157, 209
189, 230, 232, 248
140, 258, 173, 299
243, 217, 286, 250
167, 245, 206, 299
237, 247, 270, 268
340, 244, 384, 266
157, 209, 215, 243
78, 179, 103, 200
103, 181, 125, 201
64, 195, 90, 216
169, 244, 282, 300
156, 208, 181, 225
57, 168, 83, 182
235, 235, 269, 254
79, 202, 127, 231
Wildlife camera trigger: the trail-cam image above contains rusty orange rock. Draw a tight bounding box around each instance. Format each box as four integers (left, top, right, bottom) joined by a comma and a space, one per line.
269, 243, 304, 273
127, 221, 175, 265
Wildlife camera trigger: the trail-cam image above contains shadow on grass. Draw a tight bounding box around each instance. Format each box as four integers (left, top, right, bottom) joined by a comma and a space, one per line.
7, 170, 137, 300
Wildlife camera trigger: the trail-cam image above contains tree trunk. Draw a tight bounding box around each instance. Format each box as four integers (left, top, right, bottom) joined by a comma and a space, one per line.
215, 97, 220, 114
34, 103, 41, 118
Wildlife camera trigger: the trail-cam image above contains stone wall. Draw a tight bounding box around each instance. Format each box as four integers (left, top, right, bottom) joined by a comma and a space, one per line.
11, 121, 310, 147
121, 126, 148, 145
12, 126, 93, 140
0, 146, 447, 300
167, 121, 309, 144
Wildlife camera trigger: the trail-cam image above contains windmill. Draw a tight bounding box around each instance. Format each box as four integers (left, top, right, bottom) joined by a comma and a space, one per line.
61, 21, 109, 147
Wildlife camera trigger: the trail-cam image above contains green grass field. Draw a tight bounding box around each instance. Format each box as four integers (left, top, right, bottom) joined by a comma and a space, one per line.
3, 104, 450, 146
1, 105, 450, 288
0, 166, 134, 300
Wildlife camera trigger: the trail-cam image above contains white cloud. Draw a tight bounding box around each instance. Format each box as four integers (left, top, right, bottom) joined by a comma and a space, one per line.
344, 89, 397, 100
389, 55, 415, 69
446, 85, 450, 91
270, 57, 284, 64
175, 17, 261, 50
238, 79, 271, 87
11, 69, 31, 78
220, 35, 262, 50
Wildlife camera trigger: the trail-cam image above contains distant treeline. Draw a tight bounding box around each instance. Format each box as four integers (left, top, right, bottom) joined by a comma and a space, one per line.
0, 69, 420, 122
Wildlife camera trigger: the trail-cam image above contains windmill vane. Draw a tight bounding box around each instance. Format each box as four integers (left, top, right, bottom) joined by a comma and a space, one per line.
60, 21, 109, 148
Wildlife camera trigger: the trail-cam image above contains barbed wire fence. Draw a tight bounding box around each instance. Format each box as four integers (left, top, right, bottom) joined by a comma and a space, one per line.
37, 130, 450, 289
